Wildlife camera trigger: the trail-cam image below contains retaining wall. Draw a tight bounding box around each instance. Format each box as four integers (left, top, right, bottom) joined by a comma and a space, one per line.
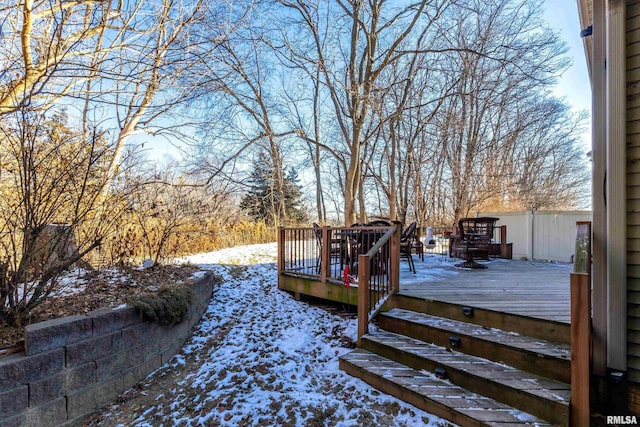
0, 272, 214, 427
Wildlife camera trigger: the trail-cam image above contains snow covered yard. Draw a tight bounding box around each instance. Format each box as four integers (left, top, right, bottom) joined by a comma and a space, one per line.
86, 243, 451, 426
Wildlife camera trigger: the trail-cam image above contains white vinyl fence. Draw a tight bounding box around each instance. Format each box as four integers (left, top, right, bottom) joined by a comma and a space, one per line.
479, 211, 592, 263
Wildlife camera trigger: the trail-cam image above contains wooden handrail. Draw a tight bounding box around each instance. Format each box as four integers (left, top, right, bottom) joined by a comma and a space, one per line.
357, 224, 399, 343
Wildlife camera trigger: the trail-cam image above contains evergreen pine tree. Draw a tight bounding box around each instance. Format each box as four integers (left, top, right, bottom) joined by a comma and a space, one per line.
283, 168, 307, 224
240, 152, 307, 226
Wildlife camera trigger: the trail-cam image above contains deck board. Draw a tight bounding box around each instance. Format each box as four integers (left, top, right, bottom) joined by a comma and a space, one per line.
399, 256, 572, 324
340, 349, 554, 425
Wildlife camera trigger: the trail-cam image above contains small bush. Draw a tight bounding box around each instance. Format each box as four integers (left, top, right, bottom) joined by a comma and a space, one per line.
211, 274, 224, 286
131, 285, 194, 326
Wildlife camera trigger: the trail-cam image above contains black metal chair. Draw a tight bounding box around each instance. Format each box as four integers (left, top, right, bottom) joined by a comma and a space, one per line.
400, 221, 418, 274
314, 223, 351, 273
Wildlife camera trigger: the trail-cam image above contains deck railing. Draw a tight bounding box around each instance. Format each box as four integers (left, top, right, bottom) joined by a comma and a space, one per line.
279, 227, 320, 278
278, 224, 401, 342
356, 225, 401, 341
417, 226, 453, 256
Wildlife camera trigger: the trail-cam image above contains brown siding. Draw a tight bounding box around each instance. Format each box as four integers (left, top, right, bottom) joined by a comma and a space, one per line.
630, 383, 640, 415
628, 1, 640, 393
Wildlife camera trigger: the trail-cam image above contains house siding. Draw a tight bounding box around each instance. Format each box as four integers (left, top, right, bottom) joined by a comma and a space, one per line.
628, 0, 640, 411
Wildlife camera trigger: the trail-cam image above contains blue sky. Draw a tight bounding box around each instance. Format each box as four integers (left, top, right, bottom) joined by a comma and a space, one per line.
146, 2, 593, 163
543, 0, 591, 152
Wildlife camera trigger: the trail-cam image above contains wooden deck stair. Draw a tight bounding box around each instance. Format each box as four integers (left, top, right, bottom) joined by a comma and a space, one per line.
339, 299, 572, 426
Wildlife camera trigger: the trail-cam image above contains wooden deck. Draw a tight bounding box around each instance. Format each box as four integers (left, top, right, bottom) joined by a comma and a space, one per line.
341, 256, 575, 426
396, 255, 572, 324
280, 225, 583, 425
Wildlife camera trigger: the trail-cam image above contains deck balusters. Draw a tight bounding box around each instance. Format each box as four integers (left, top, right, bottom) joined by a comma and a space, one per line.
278, 224, 401, 344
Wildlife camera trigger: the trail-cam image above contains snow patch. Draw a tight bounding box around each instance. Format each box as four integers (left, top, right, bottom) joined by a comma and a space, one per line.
92, 242, 450, 426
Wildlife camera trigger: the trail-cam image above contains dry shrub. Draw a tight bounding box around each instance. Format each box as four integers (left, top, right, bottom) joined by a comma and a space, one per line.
92, 219, 274, 267
131, 285, 194, 326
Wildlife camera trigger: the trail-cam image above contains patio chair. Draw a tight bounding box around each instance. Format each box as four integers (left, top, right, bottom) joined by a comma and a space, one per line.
313, 223, 348, 273
400, 221, 418, 274
412, 227, 425, 262
449, 217, 499, 269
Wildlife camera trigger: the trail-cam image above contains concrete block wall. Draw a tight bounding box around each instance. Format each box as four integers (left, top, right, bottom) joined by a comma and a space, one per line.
0, 272, 214, 427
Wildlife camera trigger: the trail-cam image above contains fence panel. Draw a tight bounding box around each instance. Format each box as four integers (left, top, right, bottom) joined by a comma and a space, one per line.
480, 211, 592, 262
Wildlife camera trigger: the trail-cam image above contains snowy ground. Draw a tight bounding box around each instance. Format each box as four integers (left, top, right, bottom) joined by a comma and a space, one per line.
88, 243, 452, 427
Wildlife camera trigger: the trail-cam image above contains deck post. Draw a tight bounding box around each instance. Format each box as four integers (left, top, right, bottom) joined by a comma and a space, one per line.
277, 227, 285, 291
500, 225, 508, 259
570, 221, 591, 427
357, 253, 371, 345
321, 226, 330, 283
570, 272, 591, 427
277, 227, 285, 275
390, 222, 401, 294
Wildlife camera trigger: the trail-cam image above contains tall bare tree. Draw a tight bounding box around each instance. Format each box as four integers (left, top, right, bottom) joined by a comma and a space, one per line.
0, 0, 243, 192
277, 0, 451, 225
0, 0, 122, 114
190, 5, 304, 227
429, 0, 576, 222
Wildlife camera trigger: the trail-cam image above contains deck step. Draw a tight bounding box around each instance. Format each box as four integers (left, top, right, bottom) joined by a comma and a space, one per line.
361, 330, 570, 426
386, 294, 571, 344
339, 349, 554, 426
379, 308, 571, 383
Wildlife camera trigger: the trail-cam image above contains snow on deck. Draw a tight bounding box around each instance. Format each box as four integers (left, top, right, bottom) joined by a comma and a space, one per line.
400, 254, 572, 323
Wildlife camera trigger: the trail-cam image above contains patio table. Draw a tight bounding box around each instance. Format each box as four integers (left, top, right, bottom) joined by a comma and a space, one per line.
453, 232, 488, 269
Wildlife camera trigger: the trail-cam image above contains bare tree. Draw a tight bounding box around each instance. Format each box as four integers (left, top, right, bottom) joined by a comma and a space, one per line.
276, 0, 451, 225
504, 100, 590, 210
348, 0, 588, 226
367, 43, 448, 224
0, 0, 122, 114
428, 0, 576, 222
0, 0, 244, 196
189, 4, 305, 227
280, 66, 330, 224
81, 0, 230, 189
0, 110, 130, 325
